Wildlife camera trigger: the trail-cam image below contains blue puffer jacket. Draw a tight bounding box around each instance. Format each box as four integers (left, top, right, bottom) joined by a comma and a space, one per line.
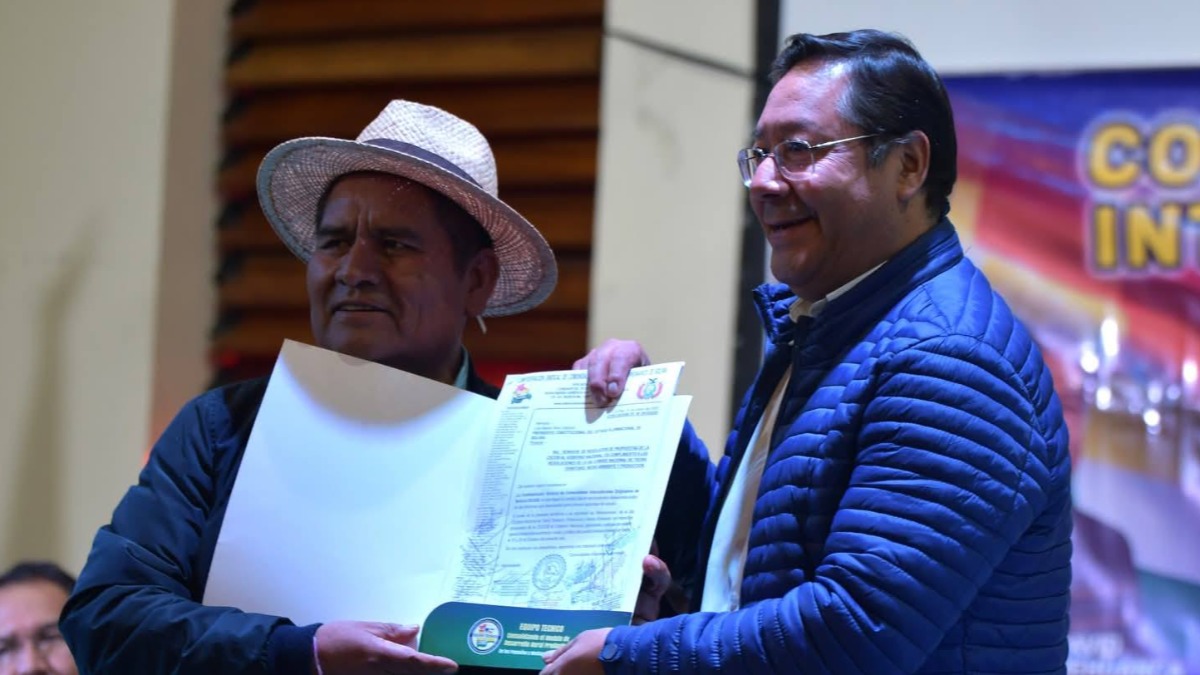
618, 219, 1073, 674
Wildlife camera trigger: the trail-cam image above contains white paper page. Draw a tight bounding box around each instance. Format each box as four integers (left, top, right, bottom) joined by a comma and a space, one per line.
611, 393, 692, 608
203, 340, 497, 626
447, 364, 690, 613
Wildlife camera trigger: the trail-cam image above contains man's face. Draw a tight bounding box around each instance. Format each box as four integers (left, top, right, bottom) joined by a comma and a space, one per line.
0, 580, 77, 675
306, 172, 497, 383
749, 61, 905, 301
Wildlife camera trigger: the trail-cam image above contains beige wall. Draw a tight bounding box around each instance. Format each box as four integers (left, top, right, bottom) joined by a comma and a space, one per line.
593, 0, 757, 453
0, 0, 221, 571
785, 0, 1200, 73
150, 1, 224, 446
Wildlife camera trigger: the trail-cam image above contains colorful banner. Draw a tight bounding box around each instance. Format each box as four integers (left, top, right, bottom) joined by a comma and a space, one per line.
945, 69, 1200, 674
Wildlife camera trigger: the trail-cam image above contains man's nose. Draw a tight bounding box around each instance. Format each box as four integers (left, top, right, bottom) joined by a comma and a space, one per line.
335, 238, 382, 287
12, 641, 51, 675
748, 155, 788, 197
744, 156, 792, 200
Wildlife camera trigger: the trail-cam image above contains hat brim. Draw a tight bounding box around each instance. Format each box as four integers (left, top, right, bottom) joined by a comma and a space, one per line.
256, 138, 558, 317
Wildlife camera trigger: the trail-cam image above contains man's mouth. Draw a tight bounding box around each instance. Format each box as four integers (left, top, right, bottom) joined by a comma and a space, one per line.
332, 302, 388, 314
765, 215, 814, 234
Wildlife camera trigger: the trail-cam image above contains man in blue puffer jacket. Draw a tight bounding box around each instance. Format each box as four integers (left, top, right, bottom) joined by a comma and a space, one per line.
544, 29, 1072, 674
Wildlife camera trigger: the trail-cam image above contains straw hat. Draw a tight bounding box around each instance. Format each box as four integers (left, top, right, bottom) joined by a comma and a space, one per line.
256, 100, 557, 317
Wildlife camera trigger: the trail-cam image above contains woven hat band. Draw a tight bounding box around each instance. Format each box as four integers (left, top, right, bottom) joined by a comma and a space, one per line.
362, 138, 481, 189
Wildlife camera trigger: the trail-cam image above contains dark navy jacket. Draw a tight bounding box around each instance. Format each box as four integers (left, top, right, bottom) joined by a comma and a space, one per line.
622, 219, 1073, 674
60, 367, 525, 674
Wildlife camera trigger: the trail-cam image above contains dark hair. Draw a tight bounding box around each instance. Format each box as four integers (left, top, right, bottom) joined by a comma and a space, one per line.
314, 171, 494, 273
770, 29, 956, 219
0, 561, 76, 595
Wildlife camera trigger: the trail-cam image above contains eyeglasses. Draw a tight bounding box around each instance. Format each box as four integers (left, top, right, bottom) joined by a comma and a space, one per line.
0, 625, 69, 666
736, 134, 877, 187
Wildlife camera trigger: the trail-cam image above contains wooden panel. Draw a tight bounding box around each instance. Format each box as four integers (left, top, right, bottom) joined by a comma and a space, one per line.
503, 190, 594, 251
231, 0, 604, 40
218, 136, 598, 201
219, 190, 594, 254
464, 312, 586, 361
212, 314, 316, 357
219, 253, 591, 312
223, 80, 600, 147
217, 204, 283, 253
219, 254, 307, 308
226, 28, 601, 90
213, 311, 587, 362
492, 136, 599, 191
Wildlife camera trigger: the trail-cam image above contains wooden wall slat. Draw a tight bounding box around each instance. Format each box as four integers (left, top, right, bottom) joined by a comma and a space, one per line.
226, 28, 601, 90
489, 137, 601, 190
217, 206, 296, 253
503, 191, 594, 251
218, 137, 598, 201
213, 312, 587, 362
223, 81, 600, 146
231, 0, 604, 40
467, 313, 586, 361
219, 254, 591, 312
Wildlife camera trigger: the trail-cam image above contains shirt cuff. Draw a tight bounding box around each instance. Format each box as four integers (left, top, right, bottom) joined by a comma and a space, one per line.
314, 631, 327, 675
267, 623, 321, 675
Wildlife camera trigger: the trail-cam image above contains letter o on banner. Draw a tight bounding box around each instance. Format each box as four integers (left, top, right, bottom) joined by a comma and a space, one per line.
1148, 122, 1200, 188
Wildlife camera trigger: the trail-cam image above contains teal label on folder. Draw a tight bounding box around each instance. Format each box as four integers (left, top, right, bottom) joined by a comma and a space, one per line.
421, 602, 630, 670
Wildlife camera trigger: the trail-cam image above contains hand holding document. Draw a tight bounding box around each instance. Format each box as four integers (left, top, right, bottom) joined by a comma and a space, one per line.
203, 340, 691, 670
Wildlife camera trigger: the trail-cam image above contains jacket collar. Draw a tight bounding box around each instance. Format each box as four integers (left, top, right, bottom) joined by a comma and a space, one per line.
465, 359, 501, 399
753, 217, 964, 348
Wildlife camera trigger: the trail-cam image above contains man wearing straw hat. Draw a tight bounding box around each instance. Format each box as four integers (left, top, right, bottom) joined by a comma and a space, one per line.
59, 102, 584, 674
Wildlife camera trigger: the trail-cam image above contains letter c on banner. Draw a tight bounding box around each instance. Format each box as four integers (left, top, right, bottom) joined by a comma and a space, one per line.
1088, 123, 1141, 189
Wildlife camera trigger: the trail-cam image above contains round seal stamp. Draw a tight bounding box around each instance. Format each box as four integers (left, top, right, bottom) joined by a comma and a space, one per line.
532, 553, 567, 590
467, 617, 503, 655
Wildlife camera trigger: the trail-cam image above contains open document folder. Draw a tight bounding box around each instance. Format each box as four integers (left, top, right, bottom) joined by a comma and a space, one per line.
203, 340, 691, 670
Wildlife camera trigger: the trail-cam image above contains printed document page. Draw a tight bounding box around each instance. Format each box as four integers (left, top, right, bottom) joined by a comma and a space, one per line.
448, 364, 686, 614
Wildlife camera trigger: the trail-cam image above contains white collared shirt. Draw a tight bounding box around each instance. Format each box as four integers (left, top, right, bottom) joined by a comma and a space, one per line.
453, 348, 471, 390
700, 263, 883, 612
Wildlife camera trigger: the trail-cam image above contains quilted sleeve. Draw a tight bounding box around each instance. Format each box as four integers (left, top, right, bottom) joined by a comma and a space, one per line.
59, 391, 317, 674
602, 335, 1058, 674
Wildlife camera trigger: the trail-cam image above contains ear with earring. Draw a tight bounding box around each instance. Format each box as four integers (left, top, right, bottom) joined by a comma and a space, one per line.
475, 315, 488, 335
